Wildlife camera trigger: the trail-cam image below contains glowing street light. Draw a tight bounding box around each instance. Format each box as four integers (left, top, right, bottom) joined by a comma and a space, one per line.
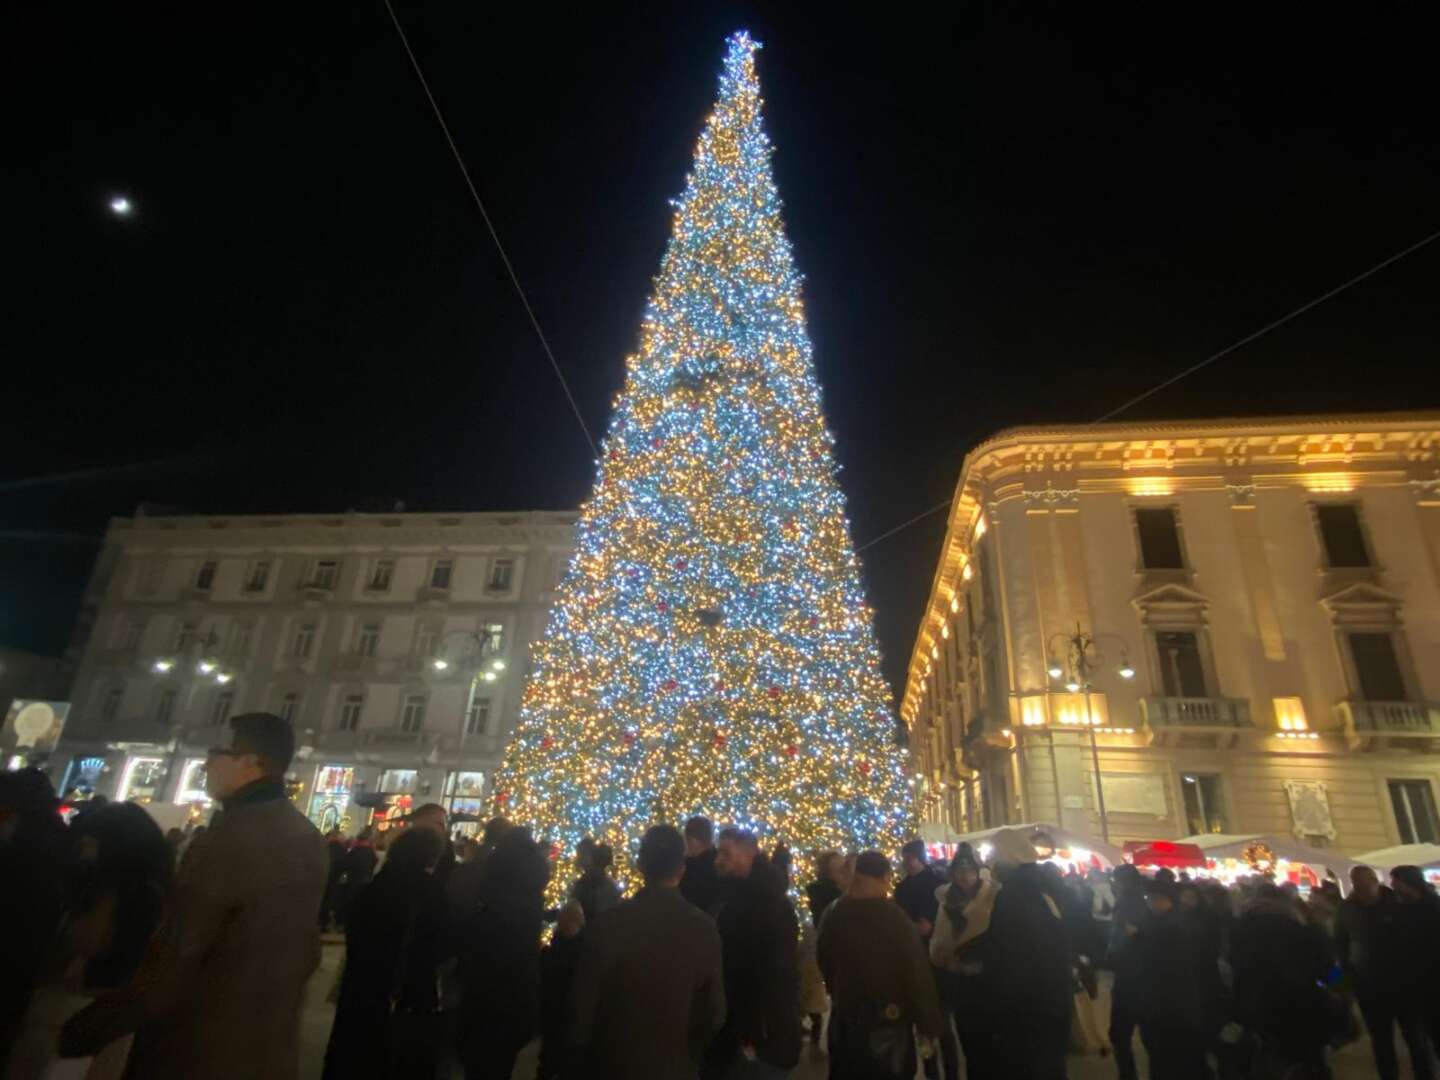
432, 657, 450, 672
491, 659, 506, 672
197, 660, 216, 675
215, 672, 233, 685
108, 195, 133, 216
153, 658, 175, 674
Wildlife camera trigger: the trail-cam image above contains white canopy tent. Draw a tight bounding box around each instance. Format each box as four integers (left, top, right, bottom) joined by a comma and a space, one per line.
1176, 832, 1362, 887
1353, 843, 1440, 875
951, 822, 1124, 870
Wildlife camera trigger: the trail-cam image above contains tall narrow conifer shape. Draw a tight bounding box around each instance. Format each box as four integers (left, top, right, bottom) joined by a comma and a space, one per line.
494, 32, 910, 886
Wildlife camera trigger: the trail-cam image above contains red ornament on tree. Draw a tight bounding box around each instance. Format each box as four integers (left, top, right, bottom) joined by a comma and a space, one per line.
675, 558, 688, 570
808, 615, 819, 628
651, 437, 663, 449
623, 731, 638, 747
768, 686, 781, 700
713, 732, 727, 748
785, 743, 798, 758
540, 736, 554, 751
663, 678, 678, 692
657, 601, 669, 613
858, 761, 872, 777
495, 790, 510, 806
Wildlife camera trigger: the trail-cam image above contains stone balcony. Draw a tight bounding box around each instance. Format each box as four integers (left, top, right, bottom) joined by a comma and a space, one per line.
1140, 695, 1251, 748
1336, 699, 1440, 751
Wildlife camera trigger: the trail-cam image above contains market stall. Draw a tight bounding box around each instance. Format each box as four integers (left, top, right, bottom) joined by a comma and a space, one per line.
1123, 839, 1207, 870
1353, 843, 1440, 886
1175, 832, 1360, 893
952, 822, 1123, 873
918, 820, 965, 863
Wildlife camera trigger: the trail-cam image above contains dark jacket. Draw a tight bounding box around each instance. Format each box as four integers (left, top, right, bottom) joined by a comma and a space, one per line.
322, 867, 447, 1080
986, 863, 1072, 1022
894, 864, 946, 934
570, 885, 726, 1079
61, 778, 328, 1080
1336, 886, 1404, 995
1137, 909, 1203, 1030
711, 862, 802, 1069
1231, 901, 1332, 1055
680, 847, 720, 913
805, 877, 843, 929
817, 895, 944, 1037
570, 867, 622, 921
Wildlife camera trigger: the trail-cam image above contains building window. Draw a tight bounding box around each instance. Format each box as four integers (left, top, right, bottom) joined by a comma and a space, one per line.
99, 687, 123, 724
279, 692, 301, 725
1156, 631, 1207, 698
114, 617, 143, 651
338, 694, 364, 732
229, 620, 254, 657
488, 558, 515, 591
195, 560, 218, 591
400, 694, 427, 733
1315, 505, 1371, 568
1182, 773, 1228, 835
173, 621, 198, 652
292, 622, 317, 659
1389, 779, 1440, 845
368, 559, 394, 592
154, 689, 177, 727
415, 624, 438, 659
211, 690, 235, 727
355, 623, 381, 658
445, 771, 486, 833
1135, 508, 1185, 570
245, 560, 271, 592
310, 560, 340, 589
430, 560, 453, 590
1348, 632, 1407, 701
466, 697, 492, 735
482, 622, 506, 654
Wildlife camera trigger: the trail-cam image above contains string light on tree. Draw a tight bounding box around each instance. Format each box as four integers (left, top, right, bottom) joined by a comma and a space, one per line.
492, 32, 911, 893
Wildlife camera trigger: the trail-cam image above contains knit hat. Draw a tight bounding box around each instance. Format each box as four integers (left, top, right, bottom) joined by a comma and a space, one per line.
949, 842, 980, 874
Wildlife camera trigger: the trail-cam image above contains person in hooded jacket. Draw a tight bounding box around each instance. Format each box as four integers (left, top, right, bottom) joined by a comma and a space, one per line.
929, 844, 999, 1079
986, 859, 1072, 1080
322, 826, 448, 1080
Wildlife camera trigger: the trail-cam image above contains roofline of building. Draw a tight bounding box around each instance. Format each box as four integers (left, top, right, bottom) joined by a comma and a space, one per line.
107, 508, 580, 532
899, 408, 1440, 724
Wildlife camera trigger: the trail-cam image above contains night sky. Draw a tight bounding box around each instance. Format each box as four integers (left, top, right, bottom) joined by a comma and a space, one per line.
6, 2, 1438, 696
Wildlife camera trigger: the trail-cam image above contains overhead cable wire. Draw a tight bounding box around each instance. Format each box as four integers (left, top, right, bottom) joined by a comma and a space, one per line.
856, 225, 1440, 553
381, 0, 599, 457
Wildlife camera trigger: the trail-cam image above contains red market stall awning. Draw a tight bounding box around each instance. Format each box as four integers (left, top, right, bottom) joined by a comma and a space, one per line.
1124, 840, 1208, 869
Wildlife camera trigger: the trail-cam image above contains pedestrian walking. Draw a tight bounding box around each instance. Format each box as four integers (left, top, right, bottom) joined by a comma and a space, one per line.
817, 850, 944, 1080
1106, 863, 1148, 1080
537, 901, 586, 1080
681, 815, 722, 914
929, 843, 999, 1079
456, 826, 550, 1080
321, 828, 347, 931
703, 827, 801, 1079
321, 826, 448, 1080
60, 712, 329, 1080
569, 824, 726, 1079
986, 857, 1073, 1080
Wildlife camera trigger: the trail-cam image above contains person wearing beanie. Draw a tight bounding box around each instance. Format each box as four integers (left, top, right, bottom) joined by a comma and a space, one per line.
818, 851, 943, 1079
929, 843, 1000, 1079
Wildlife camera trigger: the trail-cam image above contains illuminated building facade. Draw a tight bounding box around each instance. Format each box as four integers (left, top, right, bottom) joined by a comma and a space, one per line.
903, 413, 1440, 854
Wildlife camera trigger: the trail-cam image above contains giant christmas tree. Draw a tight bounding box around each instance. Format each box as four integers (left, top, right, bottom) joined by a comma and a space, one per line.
494, 32, 910, 882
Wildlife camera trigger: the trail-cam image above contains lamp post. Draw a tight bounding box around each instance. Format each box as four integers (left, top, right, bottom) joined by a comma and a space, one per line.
150, 631, 233, 800
1045, 623, 1135, 844
430, 627, 505, 809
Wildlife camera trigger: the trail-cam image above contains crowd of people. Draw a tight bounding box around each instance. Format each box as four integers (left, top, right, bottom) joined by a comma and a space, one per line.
5, 711, 1440, 1080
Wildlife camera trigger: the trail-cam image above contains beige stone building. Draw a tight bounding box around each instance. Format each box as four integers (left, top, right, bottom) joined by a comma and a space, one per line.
54, 508, 575, 832
902, 412, 1440, 856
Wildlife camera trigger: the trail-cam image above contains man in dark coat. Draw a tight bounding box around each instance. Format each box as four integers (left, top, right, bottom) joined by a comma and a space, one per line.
1136, 878, 1206, 1079
61, 713, 329, 1080
986, 860, 1072, 1080
703, 827, 801, 1079
570, 825, 726, 1079
894, 839, 946, 939
818, 850, 944, 1080
681, 814, 721, 913
1107, 864, 1149, 1080
1336, 865, 1426, 1080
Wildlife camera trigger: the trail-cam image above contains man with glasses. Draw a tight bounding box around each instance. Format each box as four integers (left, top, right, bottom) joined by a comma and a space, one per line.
62, 712, 328, 1079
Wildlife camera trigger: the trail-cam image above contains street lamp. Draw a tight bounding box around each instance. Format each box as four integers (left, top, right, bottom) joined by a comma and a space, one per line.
149, 631, 233, 799
431, 627, 505, 803
1045, 622, 1135, 844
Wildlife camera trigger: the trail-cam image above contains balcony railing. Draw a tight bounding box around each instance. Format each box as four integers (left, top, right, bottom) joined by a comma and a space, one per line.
1140, 696, 1251, 746
1336, 699, 1440, 750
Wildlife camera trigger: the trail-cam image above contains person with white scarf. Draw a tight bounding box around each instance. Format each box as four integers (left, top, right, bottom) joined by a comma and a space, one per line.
929, 843, 1001, 1079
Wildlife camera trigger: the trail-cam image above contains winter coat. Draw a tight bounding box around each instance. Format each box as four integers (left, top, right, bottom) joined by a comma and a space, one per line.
711, 862, 802, 1069
929, 878, 999, 976
805, 877, 843, 929
458, 896, 545, 1060
817, 895, 944, 1038
680, 847, 720, 914
986, 863, 1072, 1023
60, 779, 328, 1080
1136, 910, 1204, 1030
1230, 901, 1332, 1057
570, 867, 622, 921
569, 885, 726, 1079
893, 864, 947, 933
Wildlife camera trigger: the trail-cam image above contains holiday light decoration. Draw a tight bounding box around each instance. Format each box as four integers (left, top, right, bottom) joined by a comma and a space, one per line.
493, 32, 911, 891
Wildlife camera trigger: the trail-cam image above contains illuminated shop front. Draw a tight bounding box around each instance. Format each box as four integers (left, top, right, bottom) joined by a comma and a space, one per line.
309, 764, 355, 832
444, 771, 486, 835
373, 768, 418, 830
116, 756, 168, 804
